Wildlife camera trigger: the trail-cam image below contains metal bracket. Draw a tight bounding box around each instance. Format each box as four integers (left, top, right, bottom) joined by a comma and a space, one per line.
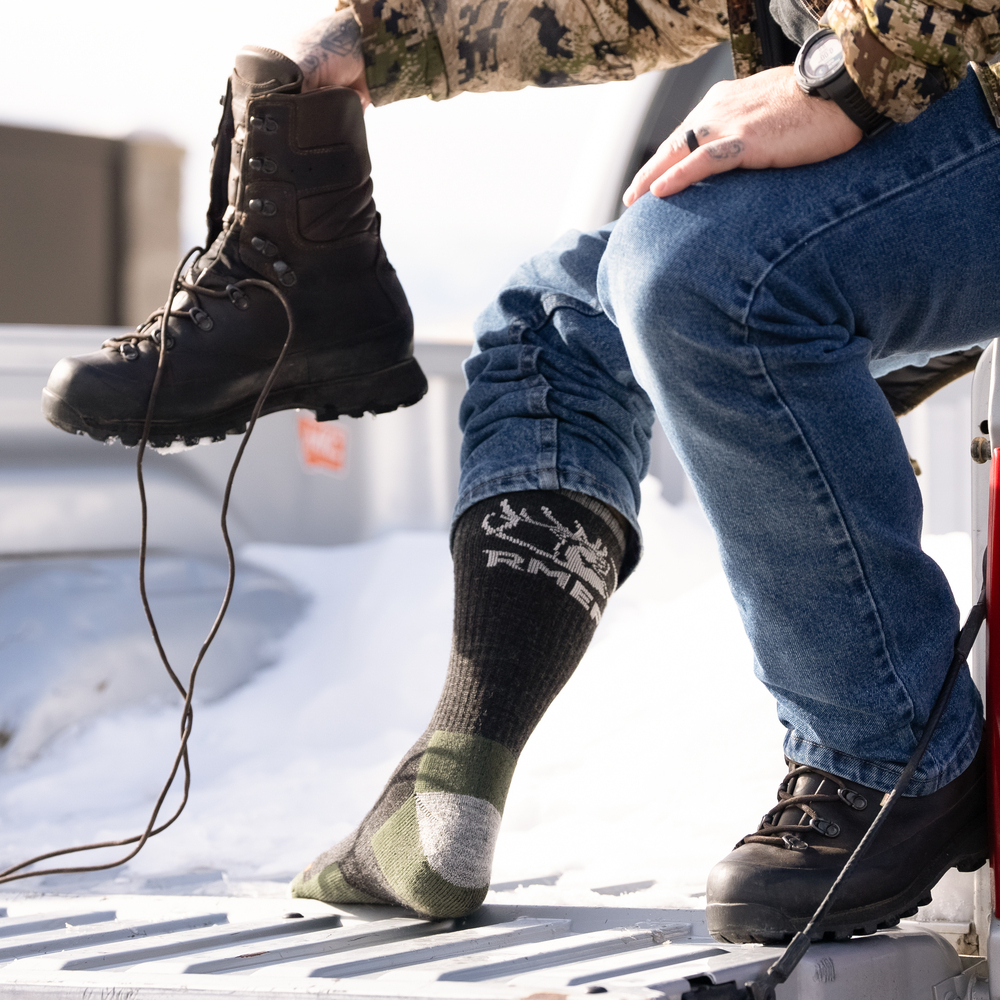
933, 959, 989, 1000
972, 63, 1000, 131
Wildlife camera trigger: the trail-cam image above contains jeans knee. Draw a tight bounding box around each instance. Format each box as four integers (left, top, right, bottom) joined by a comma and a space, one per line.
598, 194, 748, 397
603, 196, 732, 342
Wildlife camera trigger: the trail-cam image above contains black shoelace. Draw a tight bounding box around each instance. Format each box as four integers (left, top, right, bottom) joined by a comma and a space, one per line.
741, 766, 865, 852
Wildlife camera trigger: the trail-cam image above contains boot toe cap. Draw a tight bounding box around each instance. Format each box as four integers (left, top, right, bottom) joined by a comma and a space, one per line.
43, 351, 151, 437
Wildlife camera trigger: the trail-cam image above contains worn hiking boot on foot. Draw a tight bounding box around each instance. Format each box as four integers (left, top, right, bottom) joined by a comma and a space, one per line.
706, 740, 988, 944
42, 46, 425, 447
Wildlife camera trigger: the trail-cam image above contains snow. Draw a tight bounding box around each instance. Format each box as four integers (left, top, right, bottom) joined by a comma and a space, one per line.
0, 557, 303, 769
0, 480, 974, 913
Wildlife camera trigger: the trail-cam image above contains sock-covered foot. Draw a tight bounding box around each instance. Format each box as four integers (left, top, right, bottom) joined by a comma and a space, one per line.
291, 489, 628, 917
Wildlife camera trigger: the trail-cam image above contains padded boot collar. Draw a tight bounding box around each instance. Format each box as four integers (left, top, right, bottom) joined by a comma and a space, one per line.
234, 46, 302, 91
231, 46, 303, 128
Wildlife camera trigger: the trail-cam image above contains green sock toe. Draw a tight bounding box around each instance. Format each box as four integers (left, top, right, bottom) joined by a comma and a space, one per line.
291, 861, 384, 905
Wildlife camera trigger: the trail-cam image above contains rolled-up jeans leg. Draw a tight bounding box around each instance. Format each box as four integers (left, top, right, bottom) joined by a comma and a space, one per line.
456, 225, 656, 581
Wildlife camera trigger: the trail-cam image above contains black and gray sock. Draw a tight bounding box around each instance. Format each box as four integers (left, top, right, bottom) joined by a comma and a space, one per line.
291, 489, 627, 917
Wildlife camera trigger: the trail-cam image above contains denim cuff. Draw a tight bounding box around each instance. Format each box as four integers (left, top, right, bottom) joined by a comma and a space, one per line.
784, 711, 983, 796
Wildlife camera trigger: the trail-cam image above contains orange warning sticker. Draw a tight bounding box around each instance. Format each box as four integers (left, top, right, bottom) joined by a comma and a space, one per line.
298, 414, 348, 475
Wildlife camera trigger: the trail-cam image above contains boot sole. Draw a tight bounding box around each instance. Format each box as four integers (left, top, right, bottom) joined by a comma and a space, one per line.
42, 357, 428, 448
707, 830, 988, 945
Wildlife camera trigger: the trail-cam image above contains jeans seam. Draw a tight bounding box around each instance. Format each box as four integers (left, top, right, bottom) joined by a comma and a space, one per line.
736, 334, 916, 723
457, 465, 627, 494
727, 150, 1000, 730
466, 465, 560, 485
741, 137, 1000, 326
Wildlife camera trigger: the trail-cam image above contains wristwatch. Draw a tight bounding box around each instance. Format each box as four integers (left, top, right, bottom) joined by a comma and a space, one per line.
793, 28, 893, 137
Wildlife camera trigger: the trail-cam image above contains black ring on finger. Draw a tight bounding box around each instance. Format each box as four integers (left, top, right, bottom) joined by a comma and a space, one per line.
684, 129, 700, 154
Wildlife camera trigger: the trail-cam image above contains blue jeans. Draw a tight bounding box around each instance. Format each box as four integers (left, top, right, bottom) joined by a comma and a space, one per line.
456, 71, 1000, 795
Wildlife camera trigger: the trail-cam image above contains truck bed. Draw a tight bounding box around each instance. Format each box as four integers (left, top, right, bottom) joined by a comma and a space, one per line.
0, 891, 974, 1000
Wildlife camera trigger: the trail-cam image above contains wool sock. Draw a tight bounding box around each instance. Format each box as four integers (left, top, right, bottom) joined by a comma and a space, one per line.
291, 489, 628, 917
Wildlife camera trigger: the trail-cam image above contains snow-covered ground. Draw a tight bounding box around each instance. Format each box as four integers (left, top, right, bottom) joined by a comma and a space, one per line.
0, 480, 973, 912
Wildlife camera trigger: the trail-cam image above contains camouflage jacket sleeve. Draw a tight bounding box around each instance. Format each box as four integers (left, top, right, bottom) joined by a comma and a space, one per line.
821, 0, 1000, 122
338, 0, 730, 105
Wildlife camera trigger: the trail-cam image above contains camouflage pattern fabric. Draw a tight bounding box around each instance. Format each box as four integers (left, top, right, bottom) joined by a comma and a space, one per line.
725, 0, 766, 79
340, 0, 998, 121
336, 0, 730, 104
825, 0, 1000, 121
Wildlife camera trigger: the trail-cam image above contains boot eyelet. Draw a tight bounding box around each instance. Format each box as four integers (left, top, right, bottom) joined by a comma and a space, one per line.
119, 342, 139, 361
227, 284, 250, 310
273, 261, 296, 286
152, 330, 175, 350
251, 236, 279, 257
837, 788, 868, 810
189, 307, 214, 331
248, 198, 277, 217
782, 833, 808, 852
808, 817, 840, 838
248, 157, 277, 174
250, 115, 279, 133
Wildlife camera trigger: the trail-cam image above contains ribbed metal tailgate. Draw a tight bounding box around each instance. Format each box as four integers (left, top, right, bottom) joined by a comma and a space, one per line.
0, 896, 744, 999
0, 896, 967, 1000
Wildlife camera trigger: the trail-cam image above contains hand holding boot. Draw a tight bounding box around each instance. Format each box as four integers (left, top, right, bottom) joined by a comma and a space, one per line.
285, 9, 372, 104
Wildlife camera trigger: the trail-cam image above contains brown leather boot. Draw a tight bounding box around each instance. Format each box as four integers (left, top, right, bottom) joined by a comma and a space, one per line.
706, 740, 988, 944
42, 47, 426, 447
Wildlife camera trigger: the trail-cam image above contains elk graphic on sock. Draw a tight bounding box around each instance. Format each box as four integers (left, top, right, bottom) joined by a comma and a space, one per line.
291, 489, 627, 917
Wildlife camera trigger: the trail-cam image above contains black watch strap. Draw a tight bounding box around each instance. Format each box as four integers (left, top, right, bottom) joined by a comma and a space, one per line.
819, 66, 893, 137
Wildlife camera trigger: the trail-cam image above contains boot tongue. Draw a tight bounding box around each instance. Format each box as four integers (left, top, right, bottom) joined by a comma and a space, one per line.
774, 768, 837, 829
234, 46, 302, 89
231, 46, 302, 125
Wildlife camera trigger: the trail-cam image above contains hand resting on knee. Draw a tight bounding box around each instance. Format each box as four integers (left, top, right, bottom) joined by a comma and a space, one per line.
623, 66, 862, 204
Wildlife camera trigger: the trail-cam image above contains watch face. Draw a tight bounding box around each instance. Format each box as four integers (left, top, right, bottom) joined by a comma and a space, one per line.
803, 33, 845, 86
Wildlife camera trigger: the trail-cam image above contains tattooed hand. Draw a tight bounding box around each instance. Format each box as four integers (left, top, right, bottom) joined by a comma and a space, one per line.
623, 66, 862, 204
286, 9, 371, 103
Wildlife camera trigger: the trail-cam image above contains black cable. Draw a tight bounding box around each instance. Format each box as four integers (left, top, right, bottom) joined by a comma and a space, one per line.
747, 584, 988, 1000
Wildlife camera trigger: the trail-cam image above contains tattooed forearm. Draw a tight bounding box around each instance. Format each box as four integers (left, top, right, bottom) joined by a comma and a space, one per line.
294, 11, 361, 72
314, 13, 362, 57
297, 49, 323, 76
291, 9, 366, 92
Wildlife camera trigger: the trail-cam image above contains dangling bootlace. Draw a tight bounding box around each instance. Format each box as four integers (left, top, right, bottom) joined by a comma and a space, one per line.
99, 269, 256, 447
0, 253, 297, 886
